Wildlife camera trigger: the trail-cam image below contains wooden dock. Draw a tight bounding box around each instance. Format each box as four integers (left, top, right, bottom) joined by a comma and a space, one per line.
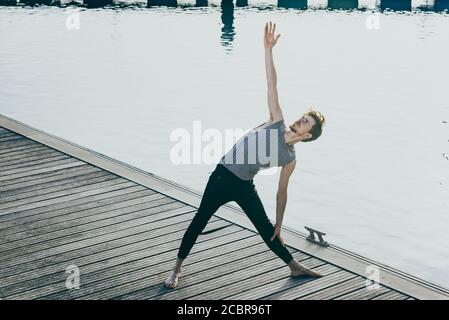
1, 114, 448, 300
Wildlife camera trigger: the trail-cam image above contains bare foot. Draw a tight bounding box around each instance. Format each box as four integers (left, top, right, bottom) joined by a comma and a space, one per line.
291, 264, 322, 278
164, 269, 181, 289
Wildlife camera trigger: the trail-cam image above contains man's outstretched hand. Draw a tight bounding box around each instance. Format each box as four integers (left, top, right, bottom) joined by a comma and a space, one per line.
264, 21, 281, 50
271, 224, 285, 245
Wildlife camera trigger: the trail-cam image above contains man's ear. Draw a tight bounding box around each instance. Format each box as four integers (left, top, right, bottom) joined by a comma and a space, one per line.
307, 133, 312, 139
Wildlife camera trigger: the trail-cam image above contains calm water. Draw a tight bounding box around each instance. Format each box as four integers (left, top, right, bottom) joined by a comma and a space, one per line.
1, 1, 449, 289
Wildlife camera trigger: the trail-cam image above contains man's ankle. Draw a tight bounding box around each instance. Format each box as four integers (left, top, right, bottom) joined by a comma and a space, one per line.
173, 267, 182, 274
287, 259, 298, 270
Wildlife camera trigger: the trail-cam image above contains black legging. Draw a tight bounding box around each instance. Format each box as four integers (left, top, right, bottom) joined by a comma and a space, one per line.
177, 164, 294, 265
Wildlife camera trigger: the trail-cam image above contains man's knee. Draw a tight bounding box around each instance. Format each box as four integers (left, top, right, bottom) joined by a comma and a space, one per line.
260, 227, 277, 245
257, 219, 275, 238
189, 207, 216, 231
188, 216, 208, 234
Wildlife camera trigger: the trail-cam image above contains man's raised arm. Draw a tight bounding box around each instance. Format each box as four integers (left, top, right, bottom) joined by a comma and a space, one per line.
264, 21, 283, 123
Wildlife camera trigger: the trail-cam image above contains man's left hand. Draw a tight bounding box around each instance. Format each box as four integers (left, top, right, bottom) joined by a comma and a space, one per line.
270, 225, 285, 245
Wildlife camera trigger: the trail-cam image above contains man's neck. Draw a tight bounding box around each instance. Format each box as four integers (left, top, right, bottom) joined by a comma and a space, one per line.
284, 130, 297, 145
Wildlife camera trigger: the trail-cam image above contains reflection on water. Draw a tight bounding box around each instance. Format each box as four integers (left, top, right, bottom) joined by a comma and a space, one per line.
379, 0, 411, 11
220, 0, 235, 52
1, 0, 447, 52
148, 0, 177, 7
328, 0, 359, 10
2, 0, 449, 10
278, 0, 307, 9
0, 0, 449, 12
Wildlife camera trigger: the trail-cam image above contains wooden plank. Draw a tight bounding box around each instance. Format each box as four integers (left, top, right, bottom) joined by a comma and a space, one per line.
0, 177, 131, 212
0, 139, 34, 153
0, 154, 70, 171
0, 135, 25, 143
0, 132, 19, 138
0, 131, 19, 137
260, 265, 357, 300
185, 255, 325, 300
0, 131, 16, 138
299, 276, 367, 300
82, 240, 283, 301
115, 238, 270, 300
0, 149, 67, 167
0, 187, 154, 228
1, 195, 174, 248
0, 171, 118, 204
5, 223, 242, 300
0, 180, 135, 216
0, 161, 86, 185
0, 218, 239, 294
0, 130, 15, 136
0, 136, 21, 143
0, 204, 198, 268
156, 249, 302, 301
0, 198, 189, 261
371, 290, 409, 300
0, 157, 82, 177
0, 137, 37, 147
0, 139, 40, 153
1, 191, 160, 236
218, 260, 336, 300
0, 184, 146, 224
0, 206, 208, 283
227, 264, 349, 300
0, 144, 59, 160
334, 286, 391, 300
0, 170, 110, 199
0, 163, 95, 189
3, 223, 245, 300
393, 293, 412, 300
0, 145, 51, 160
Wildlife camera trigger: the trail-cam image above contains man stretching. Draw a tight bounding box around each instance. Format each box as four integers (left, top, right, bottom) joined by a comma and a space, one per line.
164, 21, 326, 289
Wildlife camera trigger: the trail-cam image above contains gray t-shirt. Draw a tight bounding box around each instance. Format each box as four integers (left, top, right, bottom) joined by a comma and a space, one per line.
218, 119, 296, 180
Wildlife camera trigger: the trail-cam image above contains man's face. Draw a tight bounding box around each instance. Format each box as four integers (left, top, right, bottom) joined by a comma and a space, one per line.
289, 115, 316, 139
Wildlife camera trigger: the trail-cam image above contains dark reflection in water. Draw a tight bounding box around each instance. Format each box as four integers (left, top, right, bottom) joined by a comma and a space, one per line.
148, 0, 177, 7
220, 0, 235, 53
328, 0, 358, 10
85, 0, 113, 8
17, 0, 52, 5
2, 0, 448, 51
195, 0, 207, 7
435, 0, 449, 12
278, 0, 307, 10
4, 0, 449, 12
379, 0, 411, 12
236, 0, 247, 7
